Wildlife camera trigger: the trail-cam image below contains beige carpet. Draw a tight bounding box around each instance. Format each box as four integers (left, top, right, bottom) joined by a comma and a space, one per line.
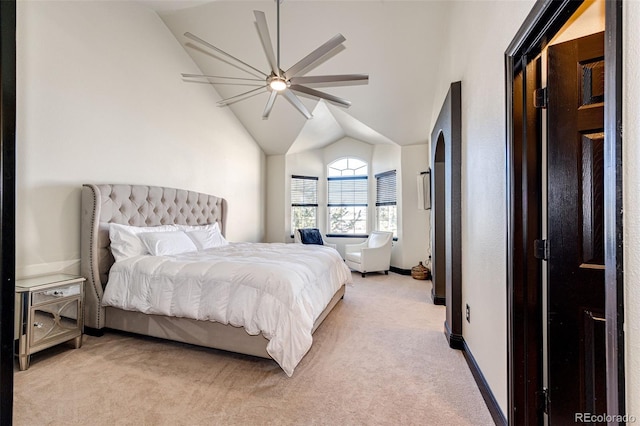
13, 272, 494, 426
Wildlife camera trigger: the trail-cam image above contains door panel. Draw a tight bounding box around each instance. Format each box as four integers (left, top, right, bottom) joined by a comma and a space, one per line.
547, 32, 605, 424
580, 132, 605, 267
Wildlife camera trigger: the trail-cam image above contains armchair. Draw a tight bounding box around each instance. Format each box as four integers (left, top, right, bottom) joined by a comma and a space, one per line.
294, 228, 337, 250
344, 231, 393, 277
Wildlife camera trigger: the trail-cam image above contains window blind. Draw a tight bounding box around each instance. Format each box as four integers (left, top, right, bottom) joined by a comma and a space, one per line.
375, 170, 397, 206
327, 176, 368, 206
291, 175, 318, 206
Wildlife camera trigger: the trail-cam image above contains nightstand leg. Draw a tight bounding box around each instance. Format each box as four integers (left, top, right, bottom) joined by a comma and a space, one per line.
73, 335, 82, 349
18, 336, 29, 371
19, 355, 30, 371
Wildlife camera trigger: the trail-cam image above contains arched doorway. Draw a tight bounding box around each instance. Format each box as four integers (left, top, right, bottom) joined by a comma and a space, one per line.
430, 81, 462, 349
432, 133, 446, 306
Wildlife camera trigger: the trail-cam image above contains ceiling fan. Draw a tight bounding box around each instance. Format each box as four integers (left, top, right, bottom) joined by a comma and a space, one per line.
181, 1, 368, 120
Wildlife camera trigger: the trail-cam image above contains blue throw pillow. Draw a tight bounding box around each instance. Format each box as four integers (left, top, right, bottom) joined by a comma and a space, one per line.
299, 228, 324, 245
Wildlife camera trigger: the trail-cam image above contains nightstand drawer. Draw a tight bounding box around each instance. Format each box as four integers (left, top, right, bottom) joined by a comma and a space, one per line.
32, 282, 82, 305
30, 296, 82, 350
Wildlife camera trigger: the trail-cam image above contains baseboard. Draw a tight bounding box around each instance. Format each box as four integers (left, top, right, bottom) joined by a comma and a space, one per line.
444, 321, 464, 350
448, 333, 464, 350
462, 339, 507, 426
389, 266, 411, 275
432, 288, 446, 305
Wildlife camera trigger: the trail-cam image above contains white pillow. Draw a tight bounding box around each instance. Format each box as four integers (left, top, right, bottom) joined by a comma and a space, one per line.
138, 230, 198, 256
186, 227, 229, 250
109, 223, 178, 262
174, 222, 221, 232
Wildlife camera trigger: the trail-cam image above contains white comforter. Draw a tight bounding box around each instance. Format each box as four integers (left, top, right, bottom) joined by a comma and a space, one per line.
102, 242, 352, 376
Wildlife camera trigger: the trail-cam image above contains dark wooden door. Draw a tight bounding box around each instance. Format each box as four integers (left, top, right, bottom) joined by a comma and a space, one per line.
546, 31, 606, 424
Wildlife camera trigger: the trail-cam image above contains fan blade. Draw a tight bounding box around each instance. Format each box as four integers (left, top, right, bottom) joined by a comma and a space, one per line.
182, 74, 263, 87
189, 82, 265, 87
285, 34, 346, 78
289, 74, 368, 86
184, 32, 268, 78
262, 90, 278, 119
289, 84, 351, 107
181, 73, 264, 82
253, 11, 279, 76
282, 89, 312, 119
217, 86, 267, 106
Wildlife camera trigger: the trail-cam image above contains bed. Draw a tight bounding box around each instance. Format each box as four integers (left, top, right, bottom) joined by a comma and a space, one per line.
80, 184, 351, 376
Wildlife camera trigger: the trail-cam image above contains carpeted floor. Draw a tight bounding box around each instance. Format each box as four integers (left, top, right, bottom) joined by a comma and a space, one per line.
13, 272, 494, 425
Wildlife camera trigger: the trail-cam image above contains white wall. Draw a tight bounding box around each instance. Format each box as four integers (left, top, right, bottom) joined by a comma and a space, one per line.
430, 0, 536, 416
399, 144, 430, 268
624, 0, 640, 417
16, 1, 265, 277
265, 154, 287, 243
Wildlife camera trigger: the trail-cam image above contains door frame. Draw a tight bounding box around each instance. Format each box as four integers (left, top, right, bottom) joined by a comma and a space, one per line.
505, 0, 623, 424
0, 0, 16, 422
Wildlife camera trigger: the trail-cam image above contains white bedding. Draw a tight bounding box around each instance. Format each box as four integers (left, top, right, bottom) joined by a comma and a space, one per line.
102, 242, 352, 376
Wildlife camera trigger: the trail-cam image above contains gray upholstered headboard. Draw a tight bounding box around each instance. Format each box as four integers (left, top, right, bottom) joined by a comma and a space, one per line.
80, 184, 227, 329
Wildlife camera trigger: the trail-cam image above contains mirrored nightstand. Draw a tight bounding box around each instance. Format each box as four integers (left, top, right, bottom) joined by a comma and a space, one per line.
15, 274, 85, 370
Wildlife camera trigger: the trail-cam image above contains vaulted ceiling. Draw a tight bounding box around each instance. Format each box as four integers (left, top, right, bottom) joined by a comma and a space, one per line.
145, 1, 450, 155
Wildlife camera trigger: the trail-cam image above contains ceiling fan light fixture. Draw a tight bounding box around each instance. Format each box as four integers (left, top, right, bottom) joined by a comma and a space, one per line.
269, 78, 288, 92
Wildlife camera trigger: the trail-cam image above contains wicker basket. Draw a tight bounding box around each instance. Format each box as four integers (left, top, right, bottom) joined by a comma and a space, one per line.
411, 261, 431, 280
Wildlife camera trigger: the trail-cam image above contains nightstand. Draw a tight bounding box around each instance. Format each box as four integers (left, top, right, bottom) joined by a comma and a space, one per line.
15, 273, 85, 370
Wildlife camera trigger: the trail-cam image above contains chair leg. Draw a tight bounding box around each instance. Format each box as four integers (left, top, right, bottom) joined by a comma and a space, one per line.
385, 270, 389, 275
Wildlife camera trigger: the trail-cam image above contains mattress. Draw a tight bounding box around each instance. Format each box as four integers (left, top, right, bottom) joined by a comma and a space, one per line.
102, 242, 352, 376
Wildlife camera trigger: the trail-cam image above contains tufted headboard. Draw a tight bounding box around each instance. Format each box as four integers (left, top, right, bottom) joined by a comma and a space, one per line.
80, 184, 227, 329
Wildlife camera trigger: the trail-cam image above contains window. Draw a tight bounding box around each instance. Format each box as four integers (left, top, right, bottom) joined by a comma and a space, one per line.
327, 158, 368, 235
376, 170, 397, 238
291, 175, 318, 232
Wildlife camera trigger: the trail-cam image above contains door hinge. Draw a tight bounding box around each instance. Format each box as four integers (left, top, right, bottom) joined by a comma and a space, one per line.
533, 87, 548, 109
536, 388, 549, 414
534, 239, 549, 260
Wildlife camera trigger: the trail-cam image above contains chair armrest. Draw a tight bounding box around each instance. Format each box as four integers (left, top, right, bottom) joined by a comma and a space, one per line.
321, 237, 335, 249
345, 241, 368, 253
